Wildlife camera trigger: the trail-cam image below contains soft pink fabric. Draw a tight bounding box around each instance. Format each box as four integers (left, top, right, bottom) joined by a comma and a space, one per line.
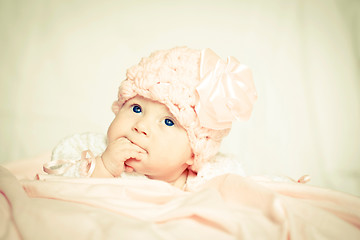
3, 152, 51, 179
1, 159, 360, 239
196, 48, 257, 130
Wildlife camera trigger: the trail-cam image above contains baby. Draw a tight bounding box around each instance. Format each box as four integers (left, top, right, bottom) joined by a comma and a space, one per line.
44, 46, 257, 189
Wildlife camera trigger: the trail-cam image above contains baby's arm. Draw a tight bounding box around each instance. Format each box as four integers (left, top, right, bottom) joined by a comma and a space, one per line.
91, 137, 147, 177
44, 133, 146, 178
91, 156, 114, 178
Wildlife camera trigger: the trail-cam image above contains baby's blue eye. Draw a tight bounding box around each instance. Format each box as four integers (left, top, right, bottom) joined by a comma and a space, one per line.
164, 118, 174, 127
132, 105, 142, 113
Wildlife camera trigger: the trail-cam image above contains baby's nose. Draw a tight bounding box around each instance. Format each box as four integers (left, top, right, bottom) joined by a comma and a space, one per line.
133, 121, 149, 136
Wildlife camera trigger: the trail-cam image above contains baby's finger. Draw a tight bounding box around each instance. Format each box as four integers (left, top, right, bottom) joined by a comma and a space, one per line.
122, 150, 148, 161
112, 138, 147, 153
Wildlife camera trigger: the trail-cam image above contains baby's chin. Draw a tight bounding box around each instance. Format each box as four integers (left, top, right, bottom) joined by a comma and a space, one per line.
121, 170, 147, 179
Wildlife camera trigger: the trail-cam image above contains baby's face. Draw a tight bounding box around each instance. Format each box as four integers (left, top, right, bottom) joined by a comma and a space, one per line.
107, 95, 194, 182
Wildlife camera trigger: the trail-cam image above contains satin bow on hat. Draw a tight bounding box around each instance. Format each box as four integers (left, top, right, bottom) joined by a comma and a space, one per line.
195, 48, 258, 130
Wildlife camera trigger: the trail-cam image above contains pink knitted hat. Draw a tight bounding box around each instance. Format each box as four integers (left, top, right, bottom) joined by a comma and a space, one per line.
112, 46, 257, 172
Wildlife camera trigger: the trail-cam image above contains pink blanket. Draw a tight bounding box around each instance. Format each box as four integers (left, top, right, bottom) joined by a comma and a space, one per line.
1, 160, 360, 239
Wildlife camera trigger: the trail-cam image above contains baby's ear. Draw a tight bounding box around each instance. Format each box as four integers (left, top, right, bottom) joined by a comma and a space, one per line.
111, 101, 120, 114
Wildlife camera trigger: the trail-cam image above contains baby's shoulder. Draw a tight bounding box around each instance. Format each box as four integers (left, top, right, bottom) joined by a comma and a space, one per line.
186, 153, 246, 191
51, 132, 107, 162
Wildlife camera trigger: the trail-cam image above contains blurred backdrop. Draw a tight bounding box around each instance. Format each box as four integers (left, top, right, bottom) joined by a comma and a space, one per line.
0, 0, 359, 195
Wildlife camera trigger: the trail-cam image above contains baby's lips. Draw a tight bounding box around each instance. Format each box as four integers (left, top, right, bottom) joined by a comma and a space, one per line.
126, 157, 141, 162
124, 163, 134, 173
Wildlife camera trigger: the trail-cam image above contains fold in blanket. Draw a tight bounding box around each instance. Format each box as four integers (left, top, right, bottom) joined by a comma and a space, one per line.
1, 166, 359, 240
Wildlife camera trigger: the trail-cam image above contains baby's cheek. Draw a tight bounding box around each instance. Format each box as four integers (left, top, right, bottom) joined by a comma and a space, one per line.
162, 149, 174, 162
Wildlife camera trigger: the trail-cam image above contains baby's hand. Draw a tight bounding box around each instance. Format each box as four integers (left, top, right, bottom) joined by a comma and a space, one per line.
101, 137, 147, 177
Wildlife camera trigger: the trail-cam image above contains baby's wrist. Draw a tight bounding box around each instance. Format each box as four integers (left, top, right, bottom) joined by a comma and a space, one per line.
101, 153, 124, 177
91, 156, 114, 178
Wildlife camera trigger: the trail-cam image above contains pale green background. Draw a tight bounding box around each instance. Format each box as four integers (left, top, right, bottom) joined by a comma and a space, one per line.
0, 0, 359, 195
